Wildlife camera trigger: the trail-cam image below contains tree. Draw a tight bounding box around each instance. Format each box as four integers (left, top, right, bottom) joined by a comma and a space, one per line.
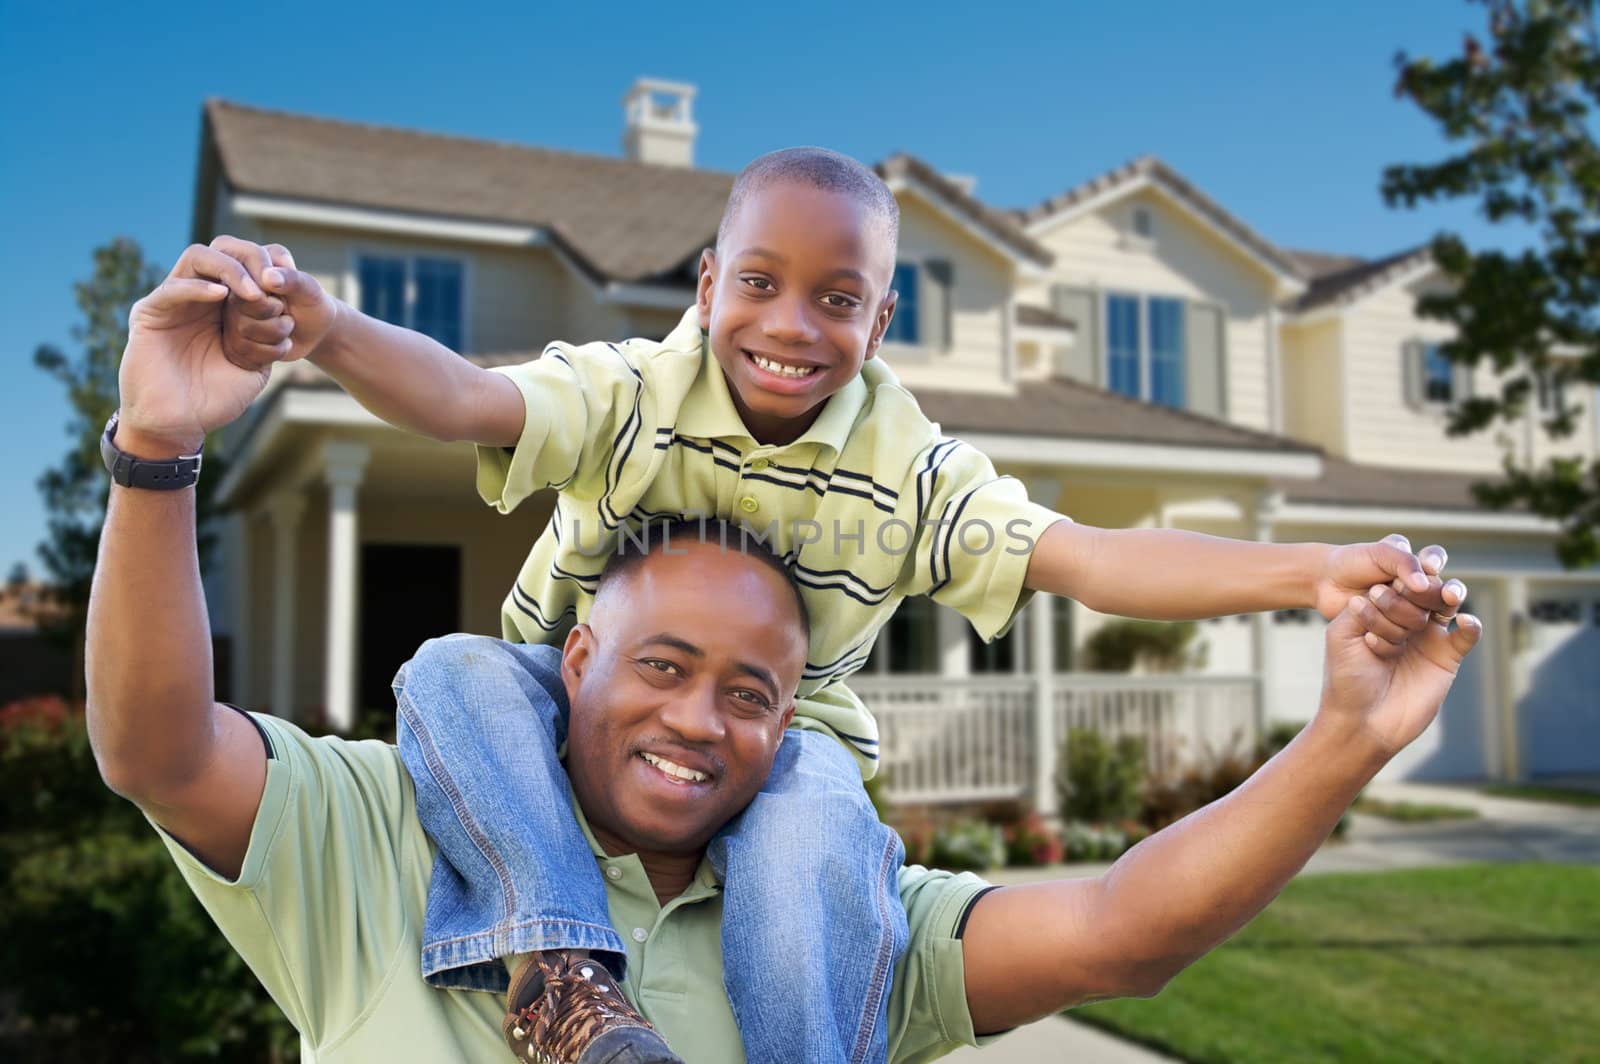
31, 239, 224, 697
6, 561, 27, 594
1383, 0, 1600, 567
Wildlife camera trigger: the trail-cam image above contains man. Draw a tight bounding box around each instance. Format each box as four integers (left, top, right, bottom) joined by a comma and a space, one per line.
87, 248, 1481, 1063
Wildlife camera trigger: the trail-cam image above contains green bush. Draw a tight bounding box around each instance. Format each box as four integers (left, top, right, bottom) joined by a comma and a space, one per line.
1081, 619, 1205, 672
0, 698, 297, 1062
929, 818, 1006, 871
1056, 727, 1147, 824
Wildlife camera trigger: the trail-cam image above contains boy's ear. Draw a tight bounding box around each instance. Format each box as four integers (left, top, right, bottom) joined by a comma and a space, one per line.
866, 289, 899, 361
696, 249, 717, 330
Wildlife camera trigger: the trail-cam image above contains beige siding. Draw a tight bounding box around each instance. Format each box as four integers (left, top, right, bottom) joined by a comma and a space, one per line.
1027, 189, 1279, 430
1339, 278, 1597, 471
879, 192, 1014, 395
1280, 318, 1346, 454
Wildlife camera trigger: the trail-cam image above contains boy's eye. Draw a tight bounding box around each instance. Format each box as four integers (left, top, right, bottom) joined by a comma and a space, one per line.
740, 276, 774, 291
822, 294, 861, 309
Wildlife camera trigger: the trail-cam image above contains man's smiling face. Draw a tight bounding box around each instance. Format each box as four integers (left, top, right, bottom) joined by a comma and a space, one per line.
560, 539, 808, 857
697, 179, 899, 445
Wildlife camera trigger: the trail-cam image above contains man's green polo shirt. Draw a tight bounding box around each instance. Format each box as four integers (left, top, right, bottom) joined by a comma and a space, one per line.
476, 307, 1066, 776
155, 714, 999, 1062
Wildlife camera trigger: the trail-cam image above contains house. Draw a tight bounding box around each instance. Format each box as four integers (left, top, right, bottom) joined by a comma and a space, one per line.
193, 81, 1600, 807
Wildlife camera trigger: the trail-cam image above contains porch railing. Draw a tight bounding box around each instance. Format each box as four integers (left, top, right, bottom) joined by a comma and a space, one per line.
854, 674, 1259, 808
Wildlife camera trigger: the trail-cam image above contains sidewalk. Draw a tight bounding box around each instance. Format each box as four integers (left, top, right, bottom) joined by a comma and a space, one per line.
936, 782, 1599, 1063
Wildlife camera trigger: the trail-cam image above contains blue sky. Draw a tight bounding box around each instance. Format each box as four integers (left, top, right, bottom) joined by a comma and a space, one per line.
0, 1, 1497, 576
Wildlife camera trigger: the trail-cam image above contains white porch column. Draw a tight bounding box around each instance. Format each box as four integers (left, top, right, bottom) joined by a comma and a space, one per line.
322, 442, 370, 733
267, 493, 306, 720
1028, 591, 1058, 815
938, 606, 970, 677
1019, 474, 1064, 813
1249, 489, 1283, 737
1498, 576, 1529, 781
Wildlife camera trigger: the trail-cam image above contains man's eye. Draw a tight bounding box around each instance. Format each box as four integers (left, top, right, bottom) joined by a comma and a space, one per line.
731, 690, 773, 711
640, 658, 681, 675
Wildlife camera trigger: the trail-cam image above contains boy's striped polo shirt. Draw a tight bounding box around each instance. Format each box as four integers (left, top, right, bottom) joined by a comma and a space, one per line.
477, 307, 1066, 776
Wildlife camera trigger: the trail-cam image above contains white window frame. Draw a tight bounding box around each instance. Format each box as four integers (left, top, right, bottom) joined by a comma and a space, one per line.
346, 246, 473, 352
1104, 291, 1186, 408
1420, 341, 1456, 409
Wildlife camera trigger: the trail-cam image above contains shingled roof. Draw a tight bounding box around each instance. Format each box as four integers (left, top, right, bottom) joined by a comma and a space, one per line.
195, 99, 1051, 285
912, 374, 1318, 454
1286, 245, 1433, 314
1275, 453, 1501, 512
1014, 155, 1305, 282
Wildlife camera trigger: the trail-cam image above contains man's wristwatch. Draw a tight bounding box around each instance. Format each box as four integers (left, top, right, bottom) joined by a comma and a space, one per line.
100, 412, 203, 490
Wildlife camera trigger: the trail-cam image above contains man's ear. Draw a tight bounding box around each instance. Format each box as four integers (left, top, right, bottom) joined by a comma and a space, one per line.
777, 700, 796, 732
696, 248, 717, 331
560, 623, 595, 698
866, 289, 899, 361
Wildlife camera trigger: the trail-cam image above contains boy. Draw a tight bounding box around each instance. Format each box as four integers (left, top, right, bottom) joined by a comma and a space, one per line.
217, 147, 1457, 1064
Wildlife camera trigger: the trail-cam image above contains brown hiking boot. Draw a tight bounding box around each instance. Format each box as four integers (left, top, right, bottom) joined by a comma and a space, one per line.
502, 950, 684, 1064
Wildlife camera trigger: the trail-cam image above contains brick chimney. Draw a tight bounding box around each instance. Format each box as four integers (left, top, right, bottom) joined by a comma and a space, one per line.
622, 78, 697, 167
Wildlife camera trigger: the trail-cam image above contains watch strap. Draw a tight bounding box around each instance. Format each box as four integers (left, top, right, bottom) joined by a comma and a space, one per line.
101, 413, 203, 490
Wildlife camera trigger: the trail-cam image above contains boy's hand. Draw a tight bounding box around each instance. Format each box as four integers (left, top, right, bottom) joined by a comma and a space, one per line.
211, 236, 340, 368
1314, 535, 1460, 621
1319, 575, 1480, 760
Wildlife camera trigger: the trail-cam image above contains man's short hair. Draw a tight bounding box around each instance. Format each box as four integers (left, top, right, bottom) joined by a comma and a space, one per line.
597, 518, 811, 640
716, 147, 899, 256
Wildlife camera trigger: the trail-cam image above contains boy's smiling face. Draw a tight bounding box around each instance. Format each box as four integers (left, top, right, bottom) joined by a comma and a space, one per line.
697, 179, 899, 445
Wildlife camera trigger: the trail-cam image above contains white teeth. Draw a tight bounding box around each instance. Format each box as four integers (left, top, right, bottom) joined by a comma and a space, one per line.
640, 751, 709, 782
750, 353, 818, 379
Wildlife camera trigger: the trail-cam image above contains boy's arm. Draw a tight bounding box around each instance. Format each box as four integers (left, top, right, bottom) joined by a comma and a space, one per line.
958, 583, 1482, 1033
213, 236, 525, 447
1023, 519, 1460, 620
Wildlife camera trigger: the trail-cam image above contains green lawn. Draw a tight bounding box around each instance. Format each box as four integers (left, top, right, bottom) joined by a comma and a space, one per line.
1070, 864, 1598, 1063
1351, 796, 1478, 822
1482, 783, 1600, 809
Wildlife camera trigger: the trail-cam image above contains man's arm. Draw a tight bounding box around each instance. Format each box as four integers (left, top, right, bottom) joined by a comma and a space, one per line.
211, 236, 525, 447
1023, 519, 1460, 621
959, 580, 1482, 1033
86, 246, 282, 879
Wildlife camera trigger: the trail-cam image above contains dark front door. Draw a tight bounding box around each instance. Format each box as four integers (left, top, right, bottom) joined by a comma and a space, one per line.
360, 544, 462, 715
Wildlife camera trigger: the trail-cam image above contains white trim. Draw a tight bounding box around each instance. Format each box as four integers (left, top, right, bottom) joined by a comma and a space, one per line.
957, 431, 1322, 478
217, 390, 383, 505
1025, 174, 1305, 292
230, 191, 546, 247
882, 174, 1048, 279
603, 281, 695, 309
1014, 324, 1076, 348
1276, 501, 1560, 534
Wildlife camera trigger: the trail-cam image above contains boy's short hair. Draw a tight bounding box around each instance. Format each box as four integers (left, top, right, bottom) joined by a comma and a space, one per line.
597, 518, 811, 640
717, 147, 899, 257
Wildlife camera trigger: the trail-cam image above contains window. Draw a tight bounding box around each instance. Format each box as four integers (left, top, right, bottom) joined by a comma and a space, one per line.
1537, 369, 1568, 416
1132, 206, 1154, 238
885, 263, 919, 344
1149, 297, 1185, 408
356, 253, 466, 349
1422, 343, 1454, 404
358, 256, 406, 327
1107, 293, 1141, 398
1107, 293, 1187, 408
864, 595, 940, 674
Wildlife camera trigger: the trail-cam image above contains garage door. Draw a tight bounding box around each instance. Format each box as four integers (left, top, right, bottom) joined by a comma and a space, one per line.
1521, 584, 1600, 777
